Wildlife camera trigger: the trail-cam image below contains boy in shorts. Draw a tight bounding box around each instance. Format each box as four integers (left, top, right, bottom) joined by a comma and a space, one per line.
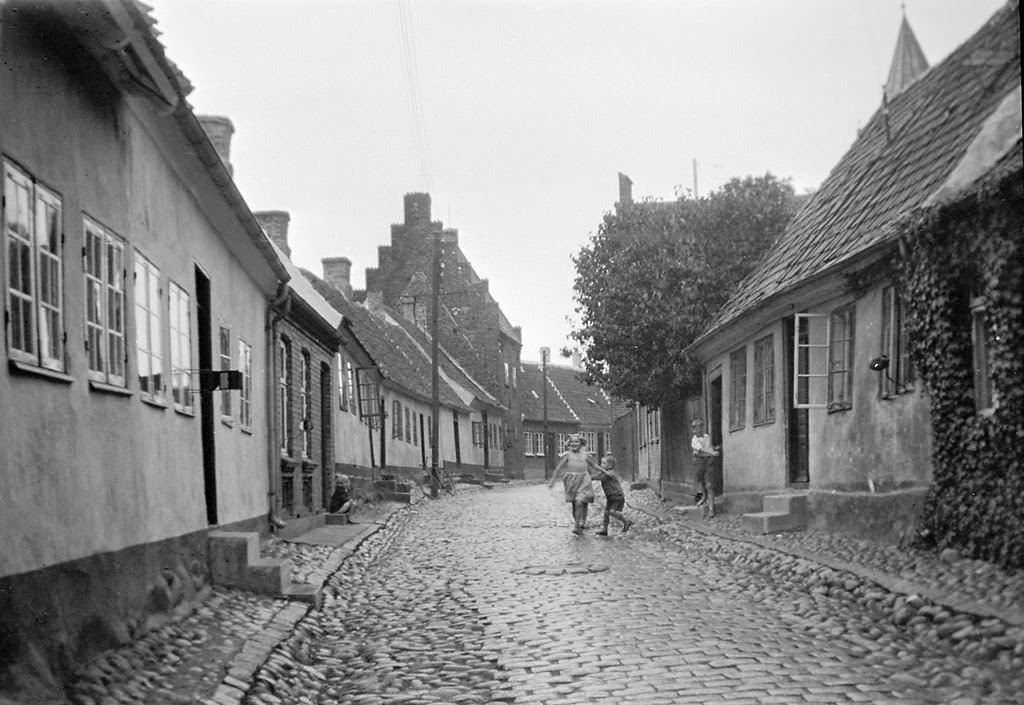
591, 453, 633, 536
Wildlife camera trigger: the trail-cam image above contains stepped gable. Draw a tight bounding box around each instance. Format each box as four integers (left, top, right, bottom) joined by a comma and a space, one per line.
701, 2, 1021, 341
303, 271, 470, 411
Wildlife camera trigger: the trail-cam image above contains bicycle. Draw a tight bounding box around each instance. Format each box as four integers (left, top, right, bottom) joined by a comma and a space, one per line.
414, 468, 457, 498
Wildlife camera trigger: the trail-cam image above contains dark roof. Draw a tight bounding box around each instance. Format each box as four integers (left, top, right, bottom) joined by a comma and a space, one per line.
303, 271, 474, 412
520, 362, 625, 428
700, 2, 1020, 342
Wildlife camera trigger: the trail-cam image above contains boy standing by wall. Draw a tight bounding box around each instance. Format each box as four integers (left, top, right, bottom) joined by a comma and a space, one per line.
691, 420, 720, 518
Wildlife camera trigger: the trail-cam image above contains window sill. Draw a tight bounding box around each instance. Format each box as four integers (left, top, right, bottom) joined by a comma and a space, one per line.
141, 395, 167, 410
174, 405, 195, 418
241, 425, 254, 435
301, 459, 319, 472
728, 425, 745, 433
221, 415, 236, 428
752, 418, 776, 428
8, 360, 73, 384
88, 379, 132, 396
827, 402, 853, 414
280, 456, 300, 471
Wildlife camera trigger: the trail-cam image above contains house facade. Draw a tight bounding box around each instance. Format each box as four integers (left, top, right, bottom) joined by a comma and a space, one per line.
361, 193, 524, 478
689, 5, 1021, 540
1, 1, 288, 693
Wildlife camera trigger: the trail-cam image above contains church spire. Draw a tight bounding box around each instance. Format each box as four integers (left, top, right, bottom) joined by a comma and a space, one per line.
884, 12, 929, 99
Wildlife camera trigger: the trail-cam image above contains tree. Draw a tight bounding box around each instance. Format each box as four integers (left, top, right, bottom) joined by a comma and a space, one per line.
569, 174, 799, 407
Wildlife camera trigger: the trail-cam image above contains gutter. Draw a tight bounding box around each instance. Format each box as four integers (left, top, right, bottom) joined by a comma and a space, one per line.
266, 285, 291, 532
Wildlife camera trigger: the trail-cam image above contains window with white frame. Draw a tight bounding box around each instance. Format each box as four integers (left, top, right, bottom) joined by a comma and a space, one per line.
603, 432, 611, 455
279, 338, 290, 453
4, 163, 64, 371
970, 293, 994, 412
557, 432, 568, 453
83, 218, 125, 385
346, 362, 356, 414
337, 354, 347, 411
393, 400, 402, 439
168, 282, 193, 412
729, 347, 747, 430
828, 306, 855, 411
753, 335, 775, 425
300, 351, 312, 456
134, 253, 163, 401
238, 338, 252, 429
472, 420, 484, 447
405, 406, 412, 443
219, 327, 232, 417
583, 431, 596, 451
881, 286, 913, 398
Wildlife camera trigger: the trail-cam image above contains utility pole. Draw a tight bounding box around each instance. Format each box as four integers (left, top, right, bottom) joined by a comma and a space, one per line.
430, 232, 441, 498
541, 346, 550, 479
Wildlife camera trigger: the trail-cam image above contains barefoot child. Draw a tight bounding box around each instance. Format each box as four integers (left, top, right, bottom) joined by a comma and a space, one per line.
547, 434, 604, 534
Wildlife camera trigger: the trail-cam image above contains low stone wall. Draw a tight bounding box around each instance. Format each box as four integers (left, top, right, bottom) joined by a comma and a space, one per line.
807, 487, 929, 545
0, 512, 263, 703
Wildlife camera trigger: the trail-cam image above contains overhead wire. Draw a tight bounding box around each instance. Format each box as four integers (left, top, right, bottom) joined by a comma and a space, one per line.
395, 0, 433, 194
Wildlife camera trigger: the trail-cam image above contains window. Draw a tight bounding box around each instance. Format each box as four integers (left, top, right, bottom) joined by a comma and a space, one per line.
472, 420, 484, 447
300, 351, 311, 456
219, 327, 232, 417
83, 218, 125, 385
346, 362, 356, 414
753, 335, 775, 424
238, 339, 252, 429
583, 431, 596, 451
557, 432, 567, 453
393, 400, 402, 439
828, 306, 855, 411
729, 347, 747, 430
524, 431, 534, 456
279, 338, 290, 452
971, 293, 994, 412
168, 282, 193, 412
134, 253, 163, 401
881, 286, 913, 398
4, 163, 64, 370
414, 413, 420, 446
603, 432, 611, 455
405, 407, 412, 443
337, 355, 348, 411
427, 416, 434, 449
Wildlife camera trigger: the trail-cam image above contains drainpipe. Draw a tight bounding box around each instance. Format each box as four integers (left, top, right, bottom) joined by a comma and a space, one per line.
267, 283, 291, 532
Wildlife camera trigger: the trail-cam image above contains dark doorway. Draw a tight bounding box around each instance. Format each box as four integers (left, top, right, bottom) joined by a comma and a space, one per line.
320, 362, 332, 509
419, 413, 427, 468
195, 267, 217, 525
708, 375, 724, 496
785, 317, 810, 484
452, 412, 462, 467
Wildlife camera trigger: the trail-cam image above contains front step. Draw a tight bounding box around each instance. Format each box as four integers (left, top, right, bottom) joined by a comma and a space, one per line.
208, 531, 320, 604
741, 493, 808, 534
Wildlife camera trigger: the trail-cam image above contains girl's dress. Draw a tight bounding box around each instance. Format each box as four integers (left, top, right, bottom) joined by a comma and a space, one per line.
560, 450, 595, 504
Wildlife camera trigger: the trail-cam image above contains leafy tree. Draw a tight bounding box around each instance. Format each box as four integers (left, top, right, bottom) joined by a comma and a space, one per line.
569, 174, 799, 407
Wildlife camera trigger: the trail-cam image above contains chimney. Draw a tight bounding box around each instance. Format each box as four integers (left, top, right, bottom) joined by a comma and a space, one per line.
197, 115, 235, 176
254, 210, 291, 258
404, 192, 431, 226
572, 349, 582, 370
322, 257, 353, 299
617, 172, 633, 207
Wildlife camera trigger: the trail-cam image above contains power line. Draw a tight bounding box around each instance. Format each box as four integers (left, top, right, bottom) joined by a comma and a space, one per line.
395, 0, 433, 193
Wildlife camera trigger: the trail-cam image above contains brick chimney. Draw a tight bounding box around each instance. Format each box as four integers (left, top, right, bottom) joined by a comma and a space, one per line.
254, 210, 290, 258
572, 349, 582, 369
197, 115, 235, 176
322, 257, 353, 299
404, 193, 431, 226
617, 172, 633, 208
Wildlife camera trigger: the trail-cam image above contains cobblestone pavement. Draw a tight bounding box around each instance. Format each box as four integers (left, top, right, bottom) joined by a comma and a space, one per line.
65, 483, 1024, 705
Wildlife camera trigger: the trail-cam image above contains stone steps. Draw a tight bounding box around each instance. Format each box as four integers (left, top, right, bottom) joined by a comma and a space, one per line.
741, 493, 808, 535
208, 531, 322, 606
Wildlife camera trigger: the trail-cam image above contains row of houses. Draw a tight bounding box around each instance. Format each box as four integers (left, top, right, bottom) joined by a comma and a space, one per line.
621, 3, 1021, 550
0, 1, 554, 698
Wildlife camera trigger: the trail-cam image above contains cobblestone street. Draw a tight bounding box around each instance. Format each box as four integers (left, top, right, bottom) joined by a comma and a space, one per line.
66, 483, 1024, 705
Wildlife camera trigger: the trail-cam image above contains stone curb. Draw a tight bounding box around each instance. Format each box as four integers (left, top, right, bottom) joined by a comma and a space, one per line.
666, 514, 1024, 628
207, 504, 409, 705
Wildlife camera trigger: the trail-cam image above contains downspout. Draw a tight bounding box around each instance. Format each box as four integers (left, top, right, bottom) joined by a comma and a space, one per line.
267, 283, 291, 532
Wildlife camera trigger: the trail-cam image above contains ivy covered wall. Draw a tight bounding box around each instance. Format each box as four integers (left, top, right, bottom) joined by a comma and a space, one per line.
897, 170, 1023, 569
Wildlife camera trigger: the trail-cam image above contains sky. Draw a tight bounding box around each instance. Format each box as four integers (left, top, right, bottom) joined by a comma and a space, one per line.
152, 0, 1007, 364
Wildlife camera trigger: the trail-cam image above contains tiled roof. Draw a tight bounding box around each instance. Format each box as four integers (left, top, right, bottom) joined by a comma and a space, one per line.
520, 362, 624, 428
701, 2, 1020, 343
303, 271, 472, 412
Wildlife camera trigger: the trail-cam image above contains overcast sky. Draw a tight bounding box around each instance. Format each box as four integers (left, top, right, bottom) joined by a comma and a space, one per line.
153, 0, 1007, 363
